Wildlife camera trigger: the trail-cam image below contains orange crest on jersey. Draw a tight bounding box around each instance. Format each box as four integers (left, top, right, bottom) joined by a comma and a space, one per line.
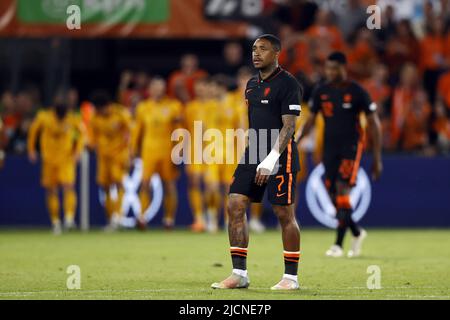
264, 87, 271, 97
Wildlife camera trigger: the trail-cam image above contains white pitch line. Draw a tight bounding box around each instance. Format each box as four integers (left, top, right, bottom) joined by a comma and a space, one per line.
0, 286, 448, 297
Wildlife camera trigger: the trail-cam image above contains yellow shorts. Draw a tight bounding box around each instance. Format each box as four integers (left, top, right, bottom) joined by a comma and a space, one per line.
41, 160, 76, 188
141, 153, 178, 182
97, 154, 129, 187
204, 163, 236, 185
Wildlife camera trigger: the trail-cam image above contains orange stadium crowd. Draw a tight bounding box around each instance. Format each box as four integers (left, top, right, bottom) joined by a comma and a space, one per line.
1, 0, 450, 157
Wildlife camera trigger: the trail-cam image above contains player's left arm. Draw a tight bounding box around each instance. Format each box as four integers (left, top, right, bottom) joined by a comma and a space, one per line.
361, 88, 383, 180
255, 114, 297, 186
255, 77, 302, 186
366, 112, 383, 180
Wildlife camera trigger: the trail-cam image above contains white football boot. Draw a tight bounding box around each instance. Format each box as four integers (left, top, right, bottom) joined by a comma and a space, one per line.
271, 277, 300, 290
249, 218, 266, 233
52, 221, 62, 235
211, 272, 250, 289
347, 229, 367, 258
325, 244, 344, 257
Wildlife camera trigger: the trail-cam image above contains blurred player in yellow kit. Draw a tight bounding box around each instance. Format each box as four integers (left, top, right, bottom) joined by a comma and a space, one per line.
203, 75, 246, 232
184, 77, 211, 232
133, 77, 182, 230
27, 103, 85, 234
90, 91, 132, 231
227, 67, 267, 233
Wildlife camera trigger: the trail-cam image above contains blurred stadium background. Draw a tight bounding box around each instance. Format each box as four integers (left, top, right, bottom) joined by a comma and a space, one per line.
0, 0, 449, 230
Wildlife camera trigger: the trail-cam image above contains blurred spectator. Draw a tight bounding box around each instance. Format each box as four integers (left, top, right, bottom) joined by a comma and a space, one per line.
374, 4, 397, 49
1, 91, 18, 152
391, 64, 431, 152
168, 54, 208, 104
437, 69, 450, 110
271, 0, 318, 32
306, 9, 346, 64
216, 42, 249, 89
363, 64, 391, 149
347, 28, 379, 80
221, 42, 246, 77
336, 0, 367, 40
6, 90, 37, 154
420, 16, 448, 104
433, 101, 450, 153
279, 24, 313, 78
384, 19, 420, 77
118, 70, 149, 112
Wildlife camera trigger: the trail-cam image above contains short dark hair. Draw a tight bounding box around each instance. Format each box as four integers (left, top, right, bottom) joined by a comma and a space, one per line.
256, 34, 281, 52
327, 51, 347, 65
90, 90, 112, 109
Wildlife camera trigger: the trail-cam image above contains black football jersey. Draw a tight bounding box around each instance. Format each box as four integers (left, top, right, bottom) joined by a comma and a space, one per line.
310, 80, 376, 144
241, 67, 303, 173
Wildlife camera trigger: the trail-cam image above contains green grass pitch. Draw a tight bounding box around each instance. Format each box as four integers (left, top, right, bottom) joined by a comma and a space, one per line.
0, 228, 449, 300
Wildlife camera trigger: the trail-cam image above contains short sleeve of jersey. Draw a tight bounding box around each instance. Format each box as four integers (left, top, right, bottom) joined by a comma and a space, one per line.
357, 85, 377, 114
308, 86, 321, 114
280, 76, 303, 116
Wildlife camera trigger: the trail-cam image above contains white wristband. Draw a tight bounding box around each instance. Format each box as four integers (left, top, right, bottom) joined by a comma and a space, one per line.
265, 149, 281, 163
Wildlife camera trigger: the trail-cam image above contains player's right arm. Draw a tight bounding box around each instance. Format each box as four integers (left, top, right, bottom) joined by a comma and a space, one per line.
296, 87, 320, 144
27, 111, 44, 163
359, 86, 383, 180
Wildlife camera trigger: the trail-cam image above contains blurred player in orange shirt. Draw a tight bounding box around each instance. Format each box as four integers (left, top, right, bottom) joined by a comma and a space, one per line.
27, 103, 85, 234
90, 91, 132, 231
168, 54, 208, 104
133, 77, 182, 230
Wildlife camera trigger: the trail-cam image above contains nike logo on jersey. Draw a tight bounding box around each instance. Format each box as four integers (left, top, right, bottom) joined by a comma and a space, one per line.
276, 192, 287, 197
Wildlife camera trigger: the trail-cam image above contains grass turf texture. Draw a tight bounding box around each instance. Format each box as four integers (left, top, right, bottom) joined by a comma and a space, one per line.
0, 228, 449, 300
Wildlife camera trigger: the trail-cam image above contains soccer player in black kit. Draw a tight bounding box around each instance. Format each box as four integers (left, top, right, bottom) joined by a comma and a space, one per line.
298, 52, 383, 258
211, 34, 303, 290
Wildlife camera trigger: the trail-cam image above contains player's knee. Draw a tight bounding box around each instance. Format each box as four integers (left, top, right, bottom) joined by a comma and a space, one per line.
273, 205, 294, 226
227, 194, 247, 219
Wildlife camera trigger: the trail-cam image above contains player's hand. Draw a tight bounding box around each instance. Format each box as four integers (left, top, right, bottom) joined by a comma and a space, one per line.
255, 151, 279, 186
255, 167, 271, 186
371, 158, 383, 181
28, 152, 37, 164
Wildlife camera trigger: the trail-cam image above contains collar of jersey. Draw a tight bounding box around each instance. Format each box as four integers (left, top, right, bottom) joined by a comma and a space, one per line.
258, 66, 282, 83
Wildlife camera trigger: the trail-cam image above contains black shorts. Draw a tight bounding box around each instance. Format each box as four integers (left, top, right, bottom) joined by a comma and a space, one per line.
229, 164, 297, 206
323, 140, 364, 192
